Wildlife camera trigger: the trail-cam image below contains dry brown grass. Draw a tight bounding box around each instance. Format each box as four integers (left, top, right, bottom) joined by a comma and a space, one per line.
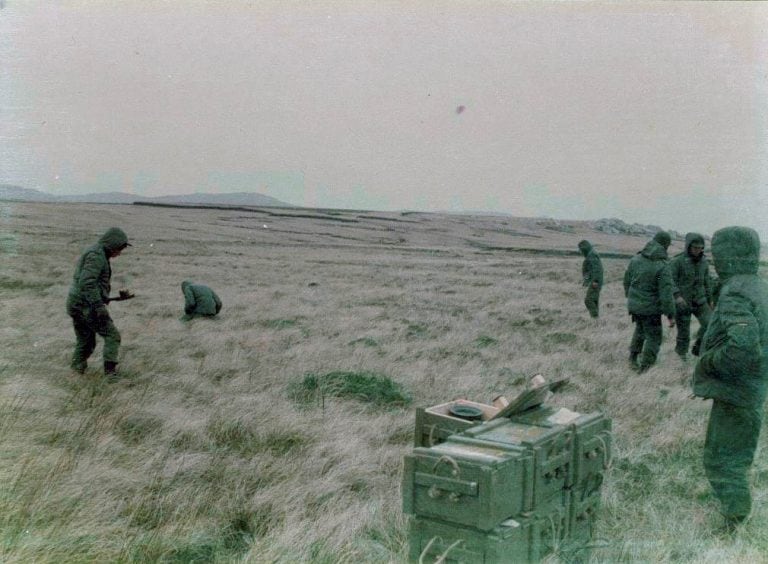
1, 201, 767, 562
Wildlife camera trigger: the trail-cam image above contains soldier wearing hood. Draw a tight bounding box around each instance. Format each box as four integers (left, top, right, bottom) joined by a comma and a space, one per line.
578, 240, 603, 318
181, 280, 222, 319
670, 233, 713, 360
693, 226, 768, 532
66, 227, 131, 379
623, 231, 676, 372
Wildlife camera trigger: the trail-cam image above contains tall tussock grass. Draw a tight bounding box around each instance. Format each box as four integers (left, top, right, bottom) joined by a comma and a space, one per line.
1, 202, 767, 562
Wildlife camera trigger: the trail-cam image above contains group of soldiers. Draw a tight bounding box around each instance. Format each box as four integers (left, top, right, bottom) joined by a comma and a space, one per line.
67, 224, 767, 534
580, 230, 712, 373
579, 226, 768, 532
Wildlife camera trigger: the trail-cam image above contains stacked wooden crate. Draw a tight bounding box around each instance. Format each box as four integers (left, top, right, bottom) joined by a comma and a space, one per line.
403, 401, 611, 563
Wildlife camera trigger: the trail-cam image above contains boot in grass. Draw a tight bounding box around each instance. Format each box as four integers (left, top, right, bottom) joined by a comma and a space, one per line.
104, 361, 119, 383
628, 352, 640, 372
71, 361, 87, 375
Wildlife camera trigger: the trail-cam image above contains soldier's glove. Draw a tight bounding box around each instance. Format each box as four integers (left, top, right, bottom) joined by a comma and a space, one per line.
118, 289, 135, 300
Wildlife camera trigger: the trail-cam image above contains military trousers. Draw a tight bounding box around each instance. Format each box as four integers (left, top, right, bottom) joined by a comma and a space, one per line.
675, 303, 711, 356
68, 308, 121, 370
629, 314, 662, 370
704, 399, 763, 520
584, 286, 600, 318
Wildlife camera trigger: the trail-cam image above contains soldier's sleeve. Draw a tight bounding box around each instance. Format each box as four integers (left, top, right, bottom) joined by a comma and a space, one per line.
594, 256, 604, 285
183, 284, 196, 315
669, 257, 682, 297
623, 262, 631, 297
79, 250, 106, 309
699, 291, 760, 381
658, 263, 676, 317
703, 260, 713, 303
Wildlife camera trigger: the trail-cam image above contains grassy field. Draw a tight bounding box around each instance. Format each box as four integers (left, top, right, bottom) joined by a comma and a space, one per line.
1, 201, 767, 563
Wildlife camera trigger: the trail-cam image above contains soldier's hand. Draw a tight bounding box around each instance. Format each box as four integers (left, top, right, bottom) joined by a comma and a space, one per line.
675, 296, 687, 308
591, 281, 599, 289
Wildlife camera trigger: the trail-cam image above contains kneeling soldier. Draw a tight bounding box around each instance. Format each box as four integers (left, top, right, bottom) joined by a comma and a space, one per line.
181, 280, 222, 319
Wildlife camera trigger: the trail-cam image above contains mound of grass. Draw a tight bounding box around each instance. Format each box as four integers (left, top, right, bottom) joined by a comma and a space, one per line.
474, 335, 498, 348
289, 371, 412, 409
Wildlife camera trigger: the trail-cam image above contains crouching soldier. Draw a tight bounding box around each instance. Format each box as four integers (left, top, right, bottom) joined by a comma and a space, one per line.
670, 232, 713, 360
181, 280, 222, 319
66, 227, 131, 379
693, 226, 768, 532
578, 239, 603, 318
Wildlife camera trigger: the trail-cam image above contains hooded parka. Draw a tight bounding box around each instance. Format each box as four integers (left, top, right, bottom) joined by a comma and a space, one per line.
670, 233, 712, 307
670, 232, 713, 357
623, 240, 676, 317
578, 240, 603, 318
181, 281, 222, 317
693, 226, 768, 523
66, 227, 129, 373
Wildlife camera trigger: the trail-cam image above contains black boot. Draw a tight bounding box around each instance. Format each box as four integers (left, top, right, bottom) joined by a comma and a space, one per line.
104, 361, 119, 382
628, 352, 639, 371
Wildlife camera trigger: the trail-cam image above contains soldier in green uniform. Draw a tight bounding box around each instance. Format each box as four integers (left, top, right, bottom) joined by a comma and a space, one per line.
670, 233, 713, 360
693, 226, 768, 531
623, 231, 676, 373
578, 240, 603, 318
181, 280, 222, 319
66, 227, 131, 379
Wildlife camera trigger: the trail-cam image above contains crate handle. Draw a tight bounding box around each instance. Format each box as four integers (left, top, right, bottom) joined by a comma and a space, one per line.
419, 536, 464, 564
432, 455, 460, 477
427, 424, 437, 447
596, 433, 612, 470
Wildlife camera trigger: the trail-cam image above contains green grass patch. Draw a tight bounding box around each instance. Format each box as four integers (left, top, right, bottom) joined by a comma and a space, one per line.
348, 337, 379, 347
474, 335, 498, 348
404, 323, 429, 339
288, 371, 412, 409
0, 276, 55, 292
117, 414, 163, 445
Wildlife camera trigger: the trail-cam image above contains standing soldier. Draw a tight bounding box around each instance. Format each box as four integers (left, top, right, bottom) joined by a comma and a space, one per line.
66, 227, 132, 380
623, 231, 676, 373
670, 233, 713, 360
578, 240, 603, 318
693, 226, 768, 532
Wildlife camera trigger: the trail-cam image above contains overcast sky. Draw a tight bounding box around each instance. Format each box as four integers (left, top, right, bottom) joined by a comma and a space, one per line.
2, 1, 766, 238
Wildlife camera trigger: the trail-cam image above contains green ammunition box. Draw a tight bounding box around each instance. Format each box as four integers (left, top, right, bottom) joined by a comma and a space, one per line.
462, 419, 572, 507
569, 486, 601, 544
414, 401, 500, 448
408, 501, 569, 564
562, 487, 601, 563
402, 436, 534, 531
508, 406, 612, 490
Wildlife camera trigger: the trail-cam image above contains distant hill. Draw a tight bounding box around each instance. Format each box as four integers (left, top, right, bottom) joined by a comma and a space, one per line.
0, 185, 292, 207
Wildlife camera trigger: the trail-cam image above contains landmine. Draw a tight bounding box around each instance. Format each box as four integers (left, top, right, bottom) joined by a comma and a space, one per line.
403, 376, 611, 563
